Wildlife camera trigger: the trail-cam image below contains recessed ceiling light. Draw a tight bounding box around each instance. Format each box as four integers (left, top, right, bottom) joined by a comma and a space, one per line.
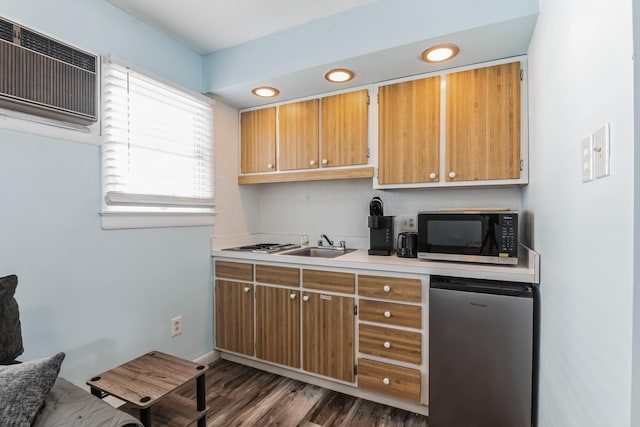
421, 44, 459, 63
252, 86, 280, 97
324, 68, 355, 83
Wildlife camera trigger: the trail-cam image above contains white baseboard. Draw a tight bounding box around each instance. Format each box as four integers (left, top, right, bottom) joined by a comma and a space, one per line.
194, 349, 221, 366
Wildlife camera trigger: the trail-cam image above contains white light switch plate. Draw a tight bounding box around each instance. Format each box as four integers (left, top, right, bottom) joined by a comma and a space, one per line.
581, 135, 593, 182
593, 123, 610, 179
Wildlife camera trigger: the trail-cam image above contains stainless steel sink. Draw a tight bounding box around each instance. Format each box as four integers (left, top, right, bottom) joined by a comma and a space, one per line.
283, 247, 356, 258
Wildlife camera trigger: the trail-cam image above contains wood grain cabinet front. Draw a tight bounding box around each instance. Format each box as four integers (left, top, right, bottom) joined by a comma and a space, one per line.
215, 261, 253, 282
255, 285, 300, 368
358, 299, 422, 329
240, 107, 277, 174
255, 264, 300, 287
214, 280, 254, 356
378, 76, 441, 185
303, 269, 355, 294
302, 291, 355, 382
357, 358, 421, 402
358, 275, 421, 302
320, 89, 368, 168
279, 99, 320, 171
358, 323, 422, 365
445, 61, 521, 182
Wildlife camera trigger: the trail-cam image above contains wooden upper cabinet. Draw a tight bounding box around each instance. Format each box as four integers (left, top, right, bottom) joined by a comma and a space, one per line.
378, 76, 441, 185
321, 89, 368, 168
279, 99, 319, 171
240, 107, 276, 174
446, 61, 521, 181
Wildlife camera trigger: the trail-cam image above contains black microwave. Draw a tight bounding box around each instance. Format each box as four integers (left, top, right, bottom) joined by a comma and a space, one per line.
417, 210, 518, 265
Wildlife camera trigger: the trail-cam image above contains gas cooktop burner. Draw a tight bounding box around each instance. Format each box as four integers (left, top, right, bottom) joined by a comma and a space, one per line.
222, 243, 300, 254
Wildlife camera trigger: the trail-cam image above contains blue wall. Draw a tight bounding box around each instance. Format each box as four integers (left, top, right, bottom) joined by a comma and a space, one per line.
0, 0, 212, 385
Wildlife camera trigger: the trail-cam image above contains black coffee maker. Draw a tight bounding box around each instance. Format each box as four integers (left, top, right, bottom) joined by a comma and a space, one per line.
368, 197, 394, 256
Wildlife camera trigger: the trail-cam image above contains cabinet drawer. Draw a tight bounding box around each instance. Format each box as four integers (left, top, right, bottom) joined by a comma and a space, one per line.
359, 299, 421, 329
359, 324, 421, 365
357, 358, 421, 402
256, 264, 300, 287
303, 269, 355, 293
215, 261, 253, 281
358, 275, 421, 302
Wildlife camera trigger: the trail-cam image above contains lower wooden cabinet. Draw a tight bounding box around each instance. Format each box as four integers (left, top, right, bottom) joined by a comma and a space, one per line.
214, 259, 427, 412
215, 280, 254, 356
357, 358, 421, 402
255, 285, 300, 368
302, 291, 355, 382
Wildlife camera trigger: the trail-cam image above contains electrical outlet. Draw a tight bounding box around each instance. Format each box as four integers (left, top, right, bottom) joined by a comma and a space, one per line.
171, 316, 183, 337
581, 135, 593, 182
396, 215, 417, 232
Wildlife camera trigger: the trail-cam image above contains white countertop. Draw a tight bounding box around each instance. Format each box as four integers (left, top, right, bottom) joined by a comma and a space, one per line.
211, 244, 540, 284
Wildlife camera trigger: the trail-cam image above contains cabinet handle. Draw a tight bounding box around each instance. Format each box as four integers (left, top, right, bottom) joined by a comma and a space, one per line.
310, 160, 316, 166
303, 295, 309, 302
429, 172, 437, 180
243, 287, 250, 293
267, 163, 274, 169
448, 171, 456, 179
383, 311, 391, 318
383, 341, 391, 349
322, 159, 328, 165
289, 293, 296, 300
383, 285, 391, 293
382, 377, 390, 385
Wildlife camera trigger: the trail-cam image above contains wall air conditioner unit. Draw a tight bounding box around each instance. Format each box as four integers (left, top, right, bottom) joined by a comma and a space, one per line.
0, 17, 98, 125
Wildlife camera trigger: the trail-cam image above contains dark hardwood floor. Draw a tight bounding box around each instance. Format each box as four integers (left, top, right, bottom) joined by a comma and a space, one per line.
180, 359, 429, 427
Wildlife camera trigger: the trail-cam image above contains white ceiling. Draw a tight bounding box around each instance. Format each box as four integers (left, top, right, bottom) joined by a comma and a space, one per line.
104, 0, 538, 108
106, 0, 377, 54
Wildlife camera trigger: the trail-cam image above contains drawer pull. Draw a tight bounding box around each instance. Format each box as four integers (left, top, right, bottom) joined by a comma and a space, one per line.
289, 293, 296, 300
383, 285, 391, 293
303, 295, 309, 302
310, 160, 316, 166
267, 163, 274, 169
383, 311, 392, 318
383, 341, 391, 349
382, 377, 390, 385
243, 287, 250, 293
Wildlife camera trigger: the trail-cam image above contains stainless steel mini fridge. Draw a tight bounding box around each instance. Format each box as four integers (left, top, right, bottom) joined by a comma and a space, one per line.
429, 276, 535, 427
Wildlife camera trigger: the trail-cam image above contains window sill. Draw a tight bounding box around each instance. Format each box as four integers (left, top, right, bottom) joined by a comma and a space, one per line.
100, 211, 215, 230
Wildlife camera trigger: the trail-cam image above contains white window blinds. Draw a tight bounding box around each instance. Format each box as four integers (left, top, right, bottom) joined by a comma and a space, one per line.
101, 60, 214, 224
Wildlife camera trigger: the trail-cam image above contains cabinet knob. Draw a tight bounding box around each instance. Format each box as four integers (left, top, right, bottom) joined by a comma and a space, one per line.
383, 311, 391, 318
243, 287, 250, 293
322, 159, 328, 165
310, 160, 316, 166
267, 163, 274, 169
449, 171, 456, 179
289, 293, 296, 300
383, 341, 391, 349
303, 295, 309, 302
382, 378, 390, 385
383, 285, 391, 293
429, 172, 437, 180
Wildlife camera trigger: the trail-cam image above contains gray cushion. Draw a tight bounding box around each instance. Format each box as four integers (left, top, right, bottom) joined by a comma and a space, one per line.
0, 352, 65, 426
0, 274, 23, 363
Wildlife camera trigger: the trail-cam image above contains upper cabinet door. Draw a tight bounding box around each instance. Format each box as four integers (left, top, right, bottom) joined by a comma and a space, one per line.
445, 61, 521, 182
321, 89, 368, 168
279, 99, 319, 171
378, 76, 441, 185
240, 107, 277, 174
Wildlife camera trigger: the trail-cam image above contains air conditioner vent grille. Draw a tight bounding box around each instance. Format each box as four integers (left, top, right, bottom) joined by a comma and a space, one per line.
0, 18, 12, 42
21, 28, 96, 72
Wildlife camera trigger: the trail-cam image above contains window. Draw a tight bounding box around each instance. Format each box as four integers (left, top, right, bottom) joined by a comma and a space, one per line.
101, 59, 214, 229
